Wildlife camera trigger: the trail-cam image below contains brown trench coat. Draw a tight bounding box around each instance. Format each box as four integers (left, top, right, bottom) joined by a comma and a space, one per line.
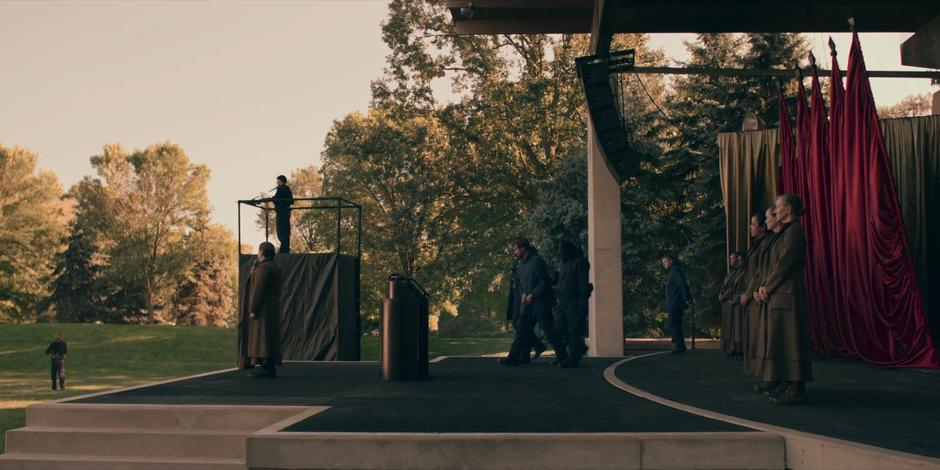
758, 221, 813, 382
718, 266, 746, 353
245, 259, 284, 361
742, 234, 772, 375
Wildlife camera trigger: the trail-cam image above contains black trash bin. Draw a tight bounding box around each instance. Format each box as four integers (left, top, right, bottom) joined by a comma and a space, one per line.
380, 274, 429, 381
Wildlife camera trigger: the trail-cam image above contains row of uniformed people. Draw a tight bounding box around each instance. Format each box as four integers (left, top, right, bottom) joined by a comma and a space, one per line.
718, 193, 812, 405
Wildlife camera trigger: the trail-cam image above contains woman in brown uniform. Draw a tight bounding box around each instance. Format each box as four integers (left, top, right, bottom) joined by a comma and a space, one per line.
758, 194, 813, 405
718, 251, 740, 355
728, 253, 748, 358
740, 211, 771, 374
719, 252, 746, 358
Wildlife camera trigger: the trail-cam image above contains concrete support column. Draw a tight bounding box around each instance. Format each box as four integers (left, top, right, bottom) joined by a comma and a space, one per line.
587, 121, 624, 357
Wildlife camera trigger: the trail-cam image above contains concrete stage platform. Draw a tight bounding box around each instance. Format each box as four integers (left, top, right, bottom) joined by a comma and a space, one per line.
2, 354, 939, 469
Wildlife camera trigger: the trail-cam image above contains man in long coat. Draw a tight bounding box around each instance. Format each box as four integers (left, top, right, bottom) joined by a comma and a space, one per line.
758, 194, 813, 405
246, 241, 284, 378
500, 238, 564, 366
662, 254, 692, 355
505, 256, 546, 363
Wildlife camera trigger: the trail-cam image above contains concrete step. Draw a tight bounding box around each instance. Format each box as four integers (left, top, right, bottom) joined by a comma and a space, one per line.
247, 431, 787, 470
5, 426, 247, 460
0, 453, 246, 470
26, 403, 308, 431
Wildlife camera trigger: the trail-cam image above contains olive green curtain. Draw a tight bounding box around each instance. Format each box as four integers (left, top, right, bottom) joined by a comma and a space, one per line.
718, 128, 780, 258
881, 115, 940, 339
719, 114, 939, 338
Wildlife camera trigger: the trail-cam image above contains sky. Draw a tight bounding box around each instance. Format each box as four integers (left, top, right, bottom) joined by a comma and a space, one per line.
2, 1, 935, 247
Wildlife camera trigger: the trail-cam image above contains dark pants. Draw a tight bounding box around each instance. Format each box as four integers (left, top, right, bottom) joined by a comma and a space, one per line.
262, 358, 277, 371
509, 305, 566, 363
668, 308, 687, 352
275, 211, 291, 254
51, 360, 65, 390
556, 301, 587, 362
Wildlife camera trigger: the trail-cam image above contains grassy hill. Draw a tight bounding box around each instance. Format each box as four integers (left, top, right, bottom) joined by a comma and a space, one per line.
0, 323, 510, 453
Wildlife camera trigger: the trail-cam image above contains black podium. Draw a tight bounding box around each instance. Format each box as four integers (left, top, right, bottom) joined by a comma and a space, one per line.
380, 274, 429, 381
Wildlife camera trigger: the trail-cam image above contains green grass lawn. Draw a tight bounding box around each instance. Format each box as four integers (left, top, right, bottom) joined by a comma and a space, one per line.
0, 323, 510, 453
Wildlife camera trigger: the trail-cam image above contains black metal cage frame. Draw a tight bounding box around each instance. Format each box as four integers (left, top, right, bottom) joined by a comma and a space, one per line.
236, 196, 362, 259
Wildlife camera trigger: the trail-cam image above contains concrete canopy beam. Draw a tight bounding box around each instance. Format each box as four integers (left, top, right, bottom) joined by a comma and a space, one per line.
901, 15, 940, 69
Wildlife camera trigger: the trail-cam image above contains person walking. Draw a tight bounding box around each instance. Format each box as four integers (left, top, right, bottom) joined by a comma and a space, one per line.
554, 241, 592, 368
500, 238, 564, 366
45, 332, 67, 391
505, 255, 545, 364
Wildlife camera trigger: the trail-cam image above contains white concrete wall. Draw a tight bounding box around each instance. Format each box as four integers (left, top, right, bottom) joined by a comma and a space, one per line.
587, 121, 625, 357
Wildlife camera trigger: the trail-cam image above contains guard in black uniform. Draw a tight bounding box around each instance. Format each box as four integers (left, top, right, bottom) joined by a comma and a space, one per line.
555, 241, 592, 368
272, 175, 294, 254
662, 253, 693, 354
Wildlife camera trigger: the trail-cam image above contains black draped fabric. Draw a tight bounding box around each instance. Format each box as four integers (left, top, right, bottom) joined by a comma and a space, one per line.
237, 253, 359, 365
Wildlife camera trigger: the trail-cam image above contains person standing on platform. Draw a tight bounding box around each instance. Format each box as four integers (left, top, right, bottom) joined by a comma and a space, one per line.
758, 194, 813, 405
741, 211, 771, 374
273, 175, 294, 254
662, 253, 692, 355
246, 242, 284, 378
45, 332, 67, 391
729, 252, 748, 359
555, 241, 592, 368
718, 251, 745, 357
500, 238, 564, 366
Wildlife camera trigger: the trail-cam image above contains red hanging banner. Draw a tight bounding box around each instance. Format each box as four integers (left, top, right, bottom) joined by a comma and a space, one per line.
831, 32, 938, 367
802, 56, 837, 354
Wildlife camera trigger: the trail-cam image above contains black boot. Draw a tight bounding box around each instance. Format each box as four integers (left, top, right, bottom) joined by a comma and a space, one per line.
560, 359, 580, 368
752, 381, 779, 394
498, 356, 520, 367
532, 342, 546, 361
770, 382, 808, 406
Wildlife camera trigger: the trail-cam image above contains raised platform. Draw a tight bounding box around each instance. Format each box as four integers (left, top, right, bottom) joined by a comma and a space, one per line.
612, 350, 940, 469
76, 357, 741, 433
3, 353, 939, 469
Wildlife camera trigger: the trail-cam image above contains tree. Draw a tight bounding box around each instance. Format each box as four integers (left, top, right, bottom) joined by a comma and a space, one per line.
0, 144, 70, 322
172, 224, 237, 327
878, 93, 933, 119
321, 110, 466, 327
46, 223, 103, 323
47, 142, 236, 325
48, 177, 147, 323
98, 142, 210, 323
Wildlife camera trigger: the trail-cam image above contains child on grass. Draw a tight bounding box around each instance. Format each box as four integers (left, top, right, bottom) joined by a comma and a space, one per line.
45, 332, 67, 391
